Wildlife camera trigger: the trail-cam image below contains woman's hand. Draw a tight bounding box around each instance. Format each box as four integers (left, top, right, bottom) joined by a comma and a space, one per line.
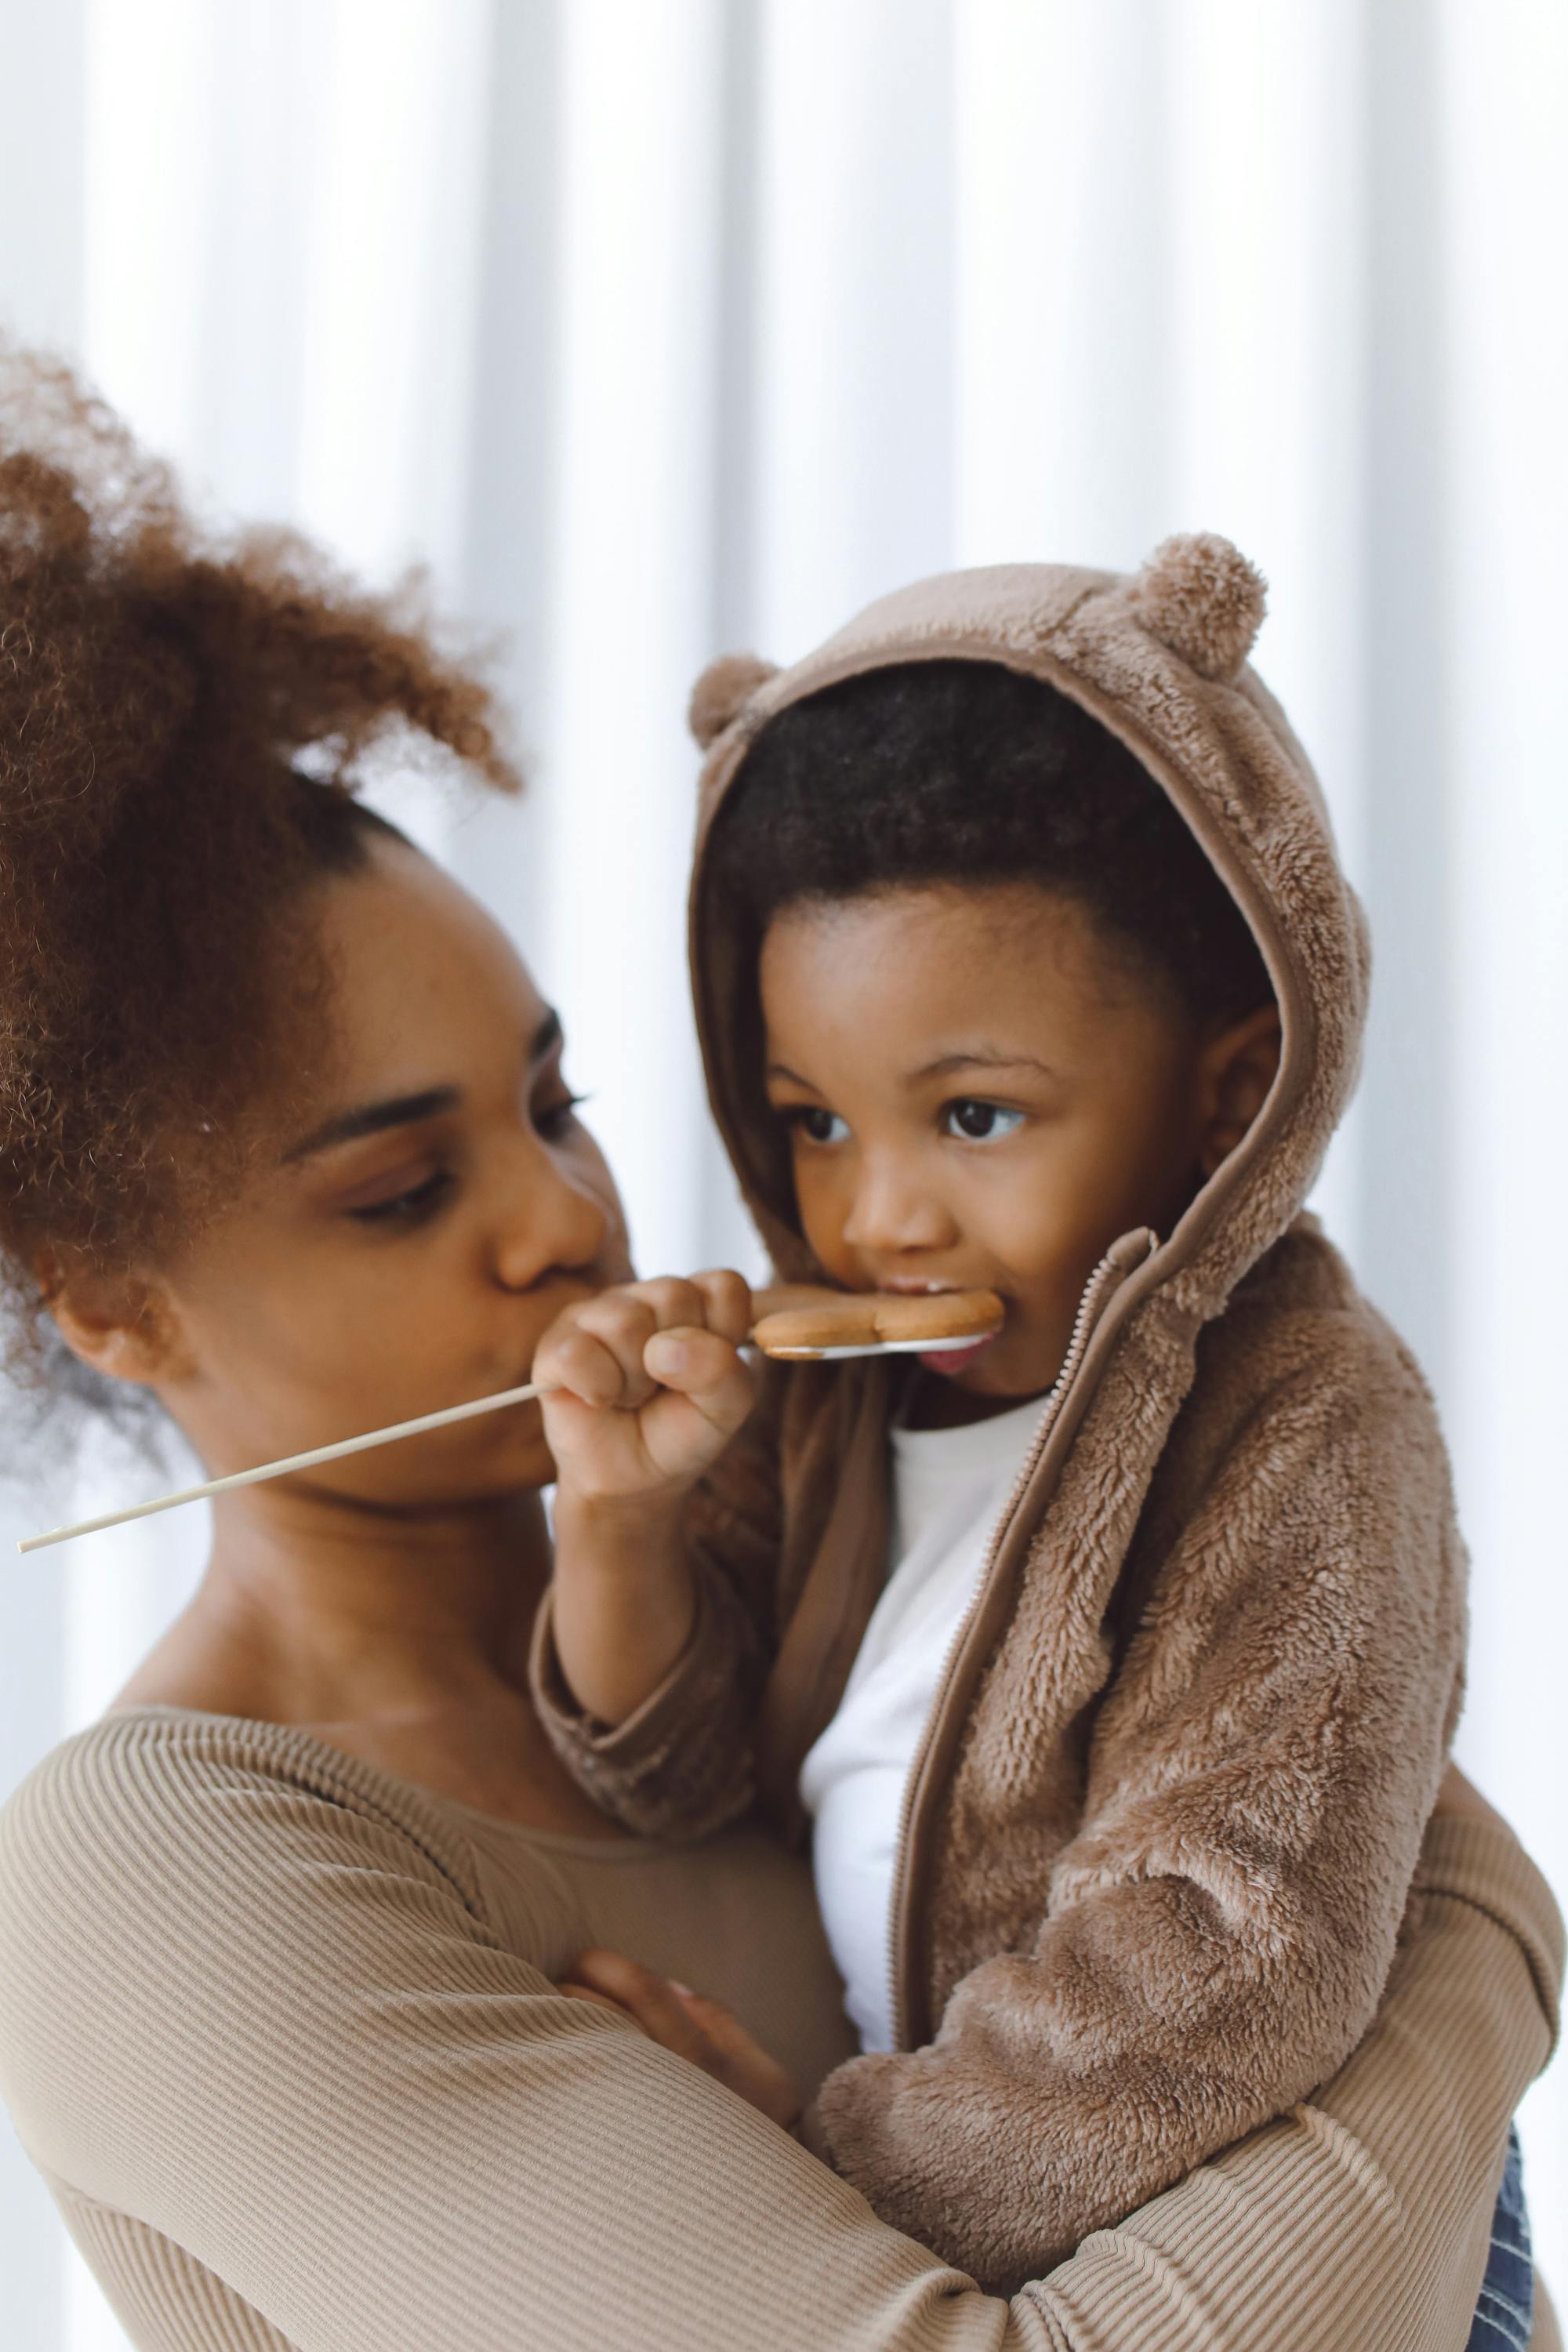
559, 1949, 804, 2134
535, 1272, 756, 1508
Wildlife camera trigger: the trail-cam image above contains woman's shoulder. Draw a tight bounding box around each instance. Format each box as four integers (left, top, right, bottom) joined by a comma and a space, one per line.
0, 1711, 629, 2252
8, 1701, 454, 1825
0, 1708, 524, 2174
0, 1705, 494, 1964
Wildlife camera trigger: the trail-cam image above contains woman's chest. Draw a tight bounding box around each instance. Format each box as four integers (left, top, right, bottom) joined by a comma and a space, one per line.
465, 1823, 858, 2100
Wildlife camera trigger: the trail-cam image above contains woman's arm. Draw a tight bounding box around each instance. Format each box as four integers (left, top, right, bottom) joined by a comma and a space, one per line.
0, 1720, 1557, 2352
567, 1768, 1564, 2351
0, 1713, 1032, 2351
1032, 1768, 1563, 2348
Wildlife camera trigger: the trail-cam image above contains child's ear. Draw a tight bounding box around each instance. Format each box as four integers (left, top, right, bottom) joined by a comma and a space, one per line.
1196, 1005, 1283, 1179
42, 1258, 188, 1388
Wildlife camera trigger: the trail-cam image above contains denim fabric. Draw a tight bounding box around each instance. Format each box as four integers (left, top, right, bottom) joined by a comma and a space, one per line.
1465, 2128, 1534, 2352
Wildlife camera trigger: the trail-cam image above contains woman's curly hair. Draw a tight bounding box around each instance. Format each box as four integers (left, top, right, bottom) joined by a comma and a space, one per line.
0, 344, 519, 1379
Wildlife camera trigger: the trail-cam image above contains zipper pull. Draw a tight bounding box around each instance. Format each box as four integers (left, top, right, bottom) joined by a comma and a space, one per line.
1112, 1225, 1160, 1270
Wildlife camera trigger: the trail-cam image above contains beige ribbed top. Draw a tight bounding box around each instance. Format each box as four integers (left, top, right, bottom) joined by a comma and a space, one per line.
0, 1707, 1559, 2352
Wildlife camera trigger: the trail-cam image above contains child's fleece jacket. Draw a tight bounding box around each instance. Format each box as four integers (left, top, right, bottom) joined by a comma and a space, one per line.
532, 536, 1468, 2295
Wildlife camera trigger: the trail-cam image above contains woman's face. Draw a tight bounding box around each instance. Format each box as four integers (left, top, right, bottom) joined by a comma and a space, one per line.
138, 834, 632, 1504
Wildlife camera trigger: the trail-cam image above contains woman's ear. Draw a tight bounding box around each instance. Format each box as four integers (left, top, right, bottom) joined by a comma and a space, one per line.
1196, 1004, 1283, 1178
43, 1261, 184, 1388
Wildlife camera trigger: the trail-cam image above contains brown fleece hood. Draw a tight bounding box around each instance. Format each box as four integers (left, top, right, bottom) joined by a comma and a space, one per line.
687, 535, 1370, 1338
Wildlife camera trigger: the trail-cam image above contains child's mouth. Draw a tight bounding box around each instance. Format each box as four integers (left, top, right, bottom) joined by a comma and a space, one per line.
917, 1331, 1000, 1378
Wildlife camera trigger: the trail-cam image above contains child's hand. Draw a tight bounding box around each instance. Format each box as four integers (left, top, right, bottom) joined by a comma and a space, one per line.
539, 1274, 755, 1726
534, 1272, 755, 1510
559, 1949, 804, 2133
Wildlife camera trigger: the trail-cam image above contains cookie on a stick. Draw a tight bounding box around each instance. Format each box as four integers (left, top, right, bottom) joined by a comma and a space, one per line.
751, 1287, 1004, 1361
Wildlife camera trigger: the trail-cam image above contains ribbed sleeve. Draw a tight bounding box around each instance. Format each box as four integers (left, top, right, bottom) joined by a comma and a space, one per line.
0, 1710, 1559, 2352
0, 1712, 1043, 2352
53, 2187, 297, 2350
1032, 1839, 1563, 2350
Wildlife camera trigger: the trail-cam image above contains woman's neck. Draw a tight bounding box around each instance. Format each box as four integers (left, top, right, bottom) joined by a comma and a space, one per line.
112, 1483, 619, 1831
212, 1484, 550, 1702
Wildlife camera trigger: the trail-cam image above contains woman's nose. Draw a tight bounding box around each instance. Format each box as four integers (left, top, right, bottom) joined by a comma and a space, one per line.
840, 1155, 954, 1257
491, 1143, 613, 1294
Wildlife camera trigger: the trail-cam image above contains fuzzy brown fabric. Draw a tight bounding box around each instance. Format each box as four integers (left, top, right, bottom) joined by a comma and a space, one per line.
688, 652, 779, 750
532, 539, 1469, 2293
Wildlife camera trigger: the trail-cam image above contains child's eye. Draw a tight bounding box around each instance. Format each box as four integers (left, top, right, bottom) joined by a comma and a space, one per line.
943, 1100, 1024, 1143
347, 1169, 455, 1227
786, 1106, 850, 1147
534, 1091, 587, 1142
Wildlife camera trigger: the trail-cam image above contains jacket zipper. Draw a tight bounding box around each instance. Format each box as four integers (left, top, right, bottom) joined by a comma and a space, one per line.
883, 1229, 1158, 2053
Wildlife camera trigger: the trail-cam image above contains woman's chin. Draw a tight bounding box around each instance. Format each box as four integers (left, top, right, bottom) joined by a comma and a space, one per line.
452, 1426, 557, 1502
320, 1426, 557, 1514
427, 1392, 557, 1496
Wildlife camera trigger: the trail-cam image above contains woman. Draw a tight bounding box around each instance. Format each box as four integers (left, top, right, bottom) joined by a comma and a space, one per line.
0, 353, 1558, 2352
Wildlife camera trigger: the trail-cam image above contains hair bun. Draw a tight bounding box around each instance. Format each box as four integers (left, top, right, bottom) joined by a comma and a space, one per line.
1129, 532, 1266, 682
688, 652, 778, 750
0, 339, 519, 1326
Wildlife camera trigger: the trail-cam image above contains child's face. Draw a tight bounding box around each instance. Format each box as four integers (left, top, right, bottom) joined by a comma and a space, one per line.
760, 882, 1276, 1410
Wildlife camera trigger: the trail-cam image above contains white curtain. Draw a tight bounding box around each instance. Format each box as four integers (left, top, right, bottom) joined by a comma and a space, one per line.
2, 4, 1563, 2343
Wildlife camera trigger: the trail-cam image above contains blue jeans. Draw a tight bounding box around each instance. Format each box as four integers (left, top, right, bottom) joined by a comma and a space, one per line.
1465, 2127, 1533, 2351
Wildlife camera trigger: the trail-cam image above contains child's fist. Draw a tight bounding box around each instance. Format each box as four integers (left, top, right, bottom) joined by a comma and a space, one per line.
533, 1271, 755, 1507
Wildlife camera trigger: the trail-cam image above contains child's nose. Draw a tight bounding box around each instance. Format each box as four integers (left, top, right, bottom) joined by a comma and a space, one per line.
841, 1156, 955, 1258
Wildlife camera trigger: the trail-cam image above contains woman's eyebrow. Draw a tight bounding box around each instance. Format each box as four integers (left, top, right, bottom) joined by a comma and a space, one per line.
281, 1010, 561, 1162
281, 1086, 462, 1163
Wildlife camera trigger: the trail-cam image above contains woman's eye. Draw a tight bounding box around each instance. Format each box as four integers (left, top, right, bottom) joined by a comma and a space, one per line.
346, 1169, 455, 1226
788, 1106, 849, 1147
534, 1091, 587, 1142
944, 1100, 1024, 1143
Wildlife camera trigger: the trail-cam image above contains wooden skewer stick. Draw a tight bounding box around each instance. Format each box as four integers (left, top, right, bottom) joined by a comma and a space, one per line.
16, 1382, 550, 1553
17, 1287, 1003, 1554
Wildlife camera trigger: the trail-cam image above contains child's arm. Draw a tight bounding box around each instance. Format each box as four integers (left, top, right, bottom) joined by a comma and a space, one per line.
536, 1272, 754, 1726
804, 1315, 1468, 2295
529, 1273, 782, 1839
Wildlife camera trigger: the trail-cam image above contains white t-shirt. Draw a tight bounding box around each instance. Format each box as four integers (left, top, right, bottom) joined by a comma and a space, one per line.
798, 1394, 1046, 2053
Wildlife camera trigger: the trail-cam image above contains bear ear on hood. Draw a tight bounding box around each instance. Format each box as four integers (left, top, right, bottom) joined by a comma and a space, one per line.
688, 652, 780, 750
1129, 532, 1267, 683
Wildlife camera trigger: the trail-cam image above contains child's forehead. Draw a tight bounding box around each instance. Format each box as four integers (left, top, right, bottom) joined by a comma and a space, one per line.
763, 881, 1145, 988
758, 884, 1169, 1051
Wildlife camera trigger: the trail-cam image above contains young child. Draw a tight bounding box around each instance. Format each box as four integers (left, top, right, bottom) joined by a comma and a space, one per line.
529, 539, 1477, 2296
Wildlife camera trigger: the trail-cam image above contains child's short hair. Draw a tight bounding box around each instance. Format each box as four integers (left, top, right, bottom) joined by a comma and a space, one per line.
710, 659, 1271, 1029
